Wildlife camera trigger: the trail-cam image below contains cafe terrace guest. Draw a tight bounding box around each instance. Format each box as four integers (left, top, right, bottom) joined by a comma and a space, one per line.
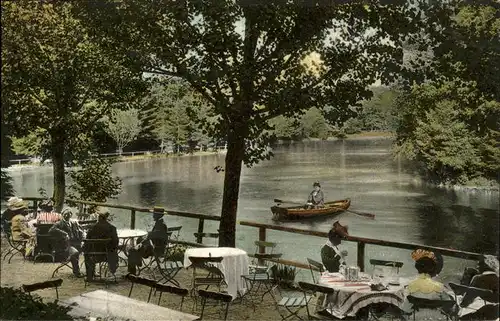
83, 207, 119, 281
321, 221, 349, 273
8, 198, 33, 242
127, 207, 168, 275
36, 200, 62, 224
49, 208, 84, 277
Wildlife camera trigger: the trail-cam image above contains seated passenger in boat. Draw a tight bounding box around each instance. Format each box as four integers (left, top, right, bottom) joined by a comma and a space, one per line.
321, 221, 349, 273
306, 181, 325, 209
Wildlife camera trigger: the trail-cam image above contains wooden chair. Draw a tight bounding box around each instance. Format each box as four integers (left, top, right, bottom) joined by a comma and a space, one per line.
82, 238, 115, 287
22, 278, 63, 299
306, 258, 325, 284
198, 289, 232, 321
125, 273, 157, 303
406, 294, 458, 321
2, 222, 28, 263
194, 232, 219, 245
250, 241, 279, 272
33, 223, 55, 263
449, 282, 497, 308
298, 281, 336, 320
370, 259, 404, 276
154, 283, 189, 310
241, 253, 282, 310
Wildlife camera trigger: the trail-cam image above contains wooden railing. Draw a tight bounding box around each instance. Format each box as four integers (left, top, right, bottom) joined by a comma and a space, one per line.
239, 220, 484, 272
18, 197, 220, 245
12, 197, 488, 272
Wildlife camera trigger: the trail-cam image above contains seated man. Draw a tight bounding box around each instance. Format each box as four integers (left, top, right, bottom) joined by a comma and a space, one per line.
83, 207, 119, 281
49, 208, 84, 277
127, 208, 168, 275
462, 255, 499, 297
321, 221, 349, 273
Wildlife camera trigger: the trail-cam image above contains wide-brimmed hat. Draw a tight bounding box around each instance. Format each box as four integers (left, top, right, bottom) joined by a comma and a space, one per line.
7, 197, 28, 211
313, 181, 321, 187
411, 248, 443, 276
332, 221, 349, 238
482, 255, 499, 275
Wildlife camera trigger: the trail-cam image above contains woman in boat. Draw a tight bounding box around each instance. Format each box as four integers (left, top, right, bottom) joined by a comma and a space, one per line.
320, 221, 349, 273
306, 181, 324, 209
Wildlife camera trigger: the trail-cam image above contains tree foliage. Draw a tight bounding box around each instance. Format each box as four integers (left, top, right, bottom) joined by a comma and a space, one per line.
75, 0, 446, 246
103, 108, 142, 154
1, 1, 145, 211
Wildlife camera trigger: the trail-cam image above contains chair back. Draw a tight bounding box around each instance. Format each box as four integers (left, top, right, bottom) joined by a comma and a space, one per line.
34, 224, 55, 262
370, 259, 403, 279
126, 273, 157, 287
167, 226, 182, 239
194, 232, 219, 245
83, 238, 112, 262
449, 282, 497, 306
22, 278, 63, 299
155, 283, 189, 296
406, 294, 456, 313
189, 256, 224, 278
198, 289, 232, 320
307, 258, 325, 283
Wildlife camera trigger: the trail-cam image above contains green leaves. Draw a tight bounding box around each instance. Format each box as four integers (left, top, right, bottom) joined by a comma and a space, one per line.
102, 109, 142, 154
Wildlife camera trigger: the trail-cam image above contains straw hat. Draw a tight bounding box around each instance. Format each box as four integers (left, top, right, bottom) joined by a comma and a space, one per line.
149, 206, 165, 215
7, 197, 28, 211
411, 248, 444, 276
483, 255, 499, 275
331, 221, 349, 238
95, 206, 110, 219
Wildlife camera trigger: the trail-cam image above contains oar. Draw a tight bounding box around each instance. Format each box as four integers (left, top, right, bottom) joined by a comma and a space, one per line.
273, 198, 375, 219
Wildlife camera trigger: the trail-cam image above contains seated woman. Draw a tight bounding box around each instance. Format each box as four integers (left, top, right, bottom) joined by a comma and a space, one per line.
306, 182, 325, 209
401, 249, 455, 314
320, 221, 349, 273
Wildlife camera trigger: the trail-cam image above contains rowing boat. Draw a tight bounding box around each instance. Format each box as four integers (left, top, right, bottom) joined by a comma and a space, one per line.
271, 199, 351, 221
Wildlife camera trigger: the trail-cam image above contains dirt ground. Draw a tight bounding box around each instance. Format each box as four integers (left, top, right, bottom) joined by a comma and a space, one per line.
0, 242, 306, 321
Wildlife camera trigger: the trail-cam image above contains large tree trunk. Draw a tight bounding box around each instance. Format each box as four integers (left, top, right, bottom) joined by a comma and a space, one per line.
218, 129, 246, 247
51, 137, 66, 212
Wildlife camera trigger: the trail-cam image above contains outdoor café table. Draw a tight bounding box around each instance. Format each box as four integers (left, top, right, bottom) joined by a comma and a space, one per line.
183, 247, 249, 300
318, 272, 408, 319
116, 228, 147, 264
61, 289, 199, 321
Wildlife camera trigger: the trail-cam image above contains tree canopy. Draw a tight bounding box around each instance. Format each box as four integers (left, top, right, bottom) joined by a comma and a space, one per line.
1, 1, 145, 210
75, 0, 448, 246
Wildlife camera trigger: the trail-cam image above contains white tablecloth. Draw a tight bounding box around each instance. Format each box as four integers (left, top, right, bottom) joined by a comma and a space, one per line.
184, 247, 249, 299
117, 229, 147, 239
319, 272, 407, 319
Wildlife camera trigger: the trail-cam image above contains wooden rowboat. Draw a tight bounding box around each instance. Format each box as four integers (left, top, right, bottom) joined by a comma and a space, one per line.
271, 199, 351, 221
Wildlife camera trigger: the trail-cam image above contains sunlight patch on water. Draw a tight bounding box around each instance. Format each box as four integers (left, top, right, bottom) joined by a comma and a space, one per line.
362, 190, 427, 197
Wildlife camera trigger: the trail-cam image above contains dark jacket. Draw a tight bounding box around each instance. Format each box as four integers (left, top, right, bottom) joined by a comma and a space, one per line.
321, 244, 343, 273
308, 190, 325, 207
146, 218, 168, 255
49, 219, 84, 252
470, 272, 499, 298
83, 220, 119, 253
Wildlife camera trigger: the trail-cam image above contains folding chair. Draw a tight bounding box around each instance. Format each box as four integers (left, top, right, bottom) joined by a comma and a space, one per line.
198, 289, 232, 321
298, 281, 337, 319
82, 238, 116, 287
370, 259, 403, 276
194, 232, 219, 245
188, 256, 227, 309
33, 223, 55, 263
250, 241, 279, 272
22, 278, 63, 299
241, 253, 282, 310
141, 234, 184, 287
276, 287, 313, 321
407, 294, 458, 321
306, 258, 325, 284
449, 282, 497, 308
2, 225, 28, 263
125, 273, 157, 303
155, 283, 189, 310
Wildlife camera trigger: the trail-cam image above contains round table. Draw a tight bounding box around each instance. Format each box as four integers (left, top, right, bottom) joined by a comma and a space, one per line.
318, 272, 407, 319
183, 247, 249, 300
117, 229, 148, 264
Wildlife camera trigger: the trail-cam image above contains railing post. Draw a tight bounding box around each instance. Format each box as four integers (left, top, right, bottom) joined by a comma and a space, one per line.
357, 242, 365, 272
196, 218, 205, 244
33, 200, 38, 213
130, 209, 136, 230
258, 227, 266, 265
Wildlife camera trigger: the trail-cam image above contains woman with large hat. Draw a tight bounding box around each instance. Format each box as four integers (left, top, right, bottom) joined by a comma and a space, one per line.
321, 221, 349, 273
306, 181, 325, 209
4, 197, 33, 242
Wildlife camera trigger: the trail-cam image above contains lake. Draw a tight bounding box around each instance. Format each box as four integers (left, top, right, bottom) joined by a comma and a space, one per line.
9, 138, 499, 282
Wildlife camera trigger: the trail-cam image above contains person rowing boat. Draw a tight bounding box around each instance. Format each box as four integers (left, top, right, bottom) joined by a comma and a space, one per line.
305, 181, 325, 209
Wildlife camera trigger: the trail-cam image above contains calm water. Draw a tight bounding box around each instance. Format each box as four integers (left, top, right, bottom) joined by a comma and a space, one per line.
9, 138, 499, 282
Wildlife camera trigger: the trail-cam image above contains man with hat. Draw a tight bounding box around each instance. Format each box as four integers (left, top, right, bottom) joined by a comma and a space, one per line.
49, 208, 84, 277
83, 207, 119, 281
321, 221, 349, 273
463, 254, 499, 295
306, 181, 325, 209
127, 207, 168, 275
